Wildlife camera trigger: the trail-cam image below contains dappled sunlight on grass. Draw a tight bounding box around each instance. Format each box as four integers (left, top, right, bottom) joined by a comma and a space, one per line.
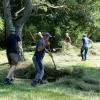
0, 50, 100, 100
0, 79, 84, 100
77, 60, 100, 68
0, 50, 8, 64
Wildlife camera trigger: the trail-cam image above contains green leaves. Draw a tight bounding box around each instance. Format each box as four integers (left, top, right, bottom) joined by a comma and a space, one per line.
0, 17, 4, 31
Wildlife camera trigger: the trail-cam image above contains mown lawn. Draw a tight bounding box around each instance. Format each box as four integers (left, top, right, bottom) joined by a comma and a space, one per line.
0, 50, 100, 100
0, 76, 100, 100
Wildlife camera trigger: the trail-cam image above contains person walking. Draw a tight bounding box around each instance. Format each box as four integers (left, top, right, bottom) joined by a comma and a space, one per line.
31, 32, 52, 86
80, 34, 93, 61
4, 27, 21, 85
62, 32, 71, 54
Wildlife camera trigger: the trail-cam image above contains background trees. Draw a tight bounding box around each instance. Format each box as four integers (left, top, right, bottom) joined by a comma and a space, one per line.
3, 0, 32, 38
0, 0, 100, 49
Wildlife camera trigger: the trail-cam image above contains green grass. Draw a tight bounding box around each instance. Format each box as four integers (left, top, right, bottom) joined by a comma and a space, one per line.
0, 77, 100, 100
0, 51, 100, 100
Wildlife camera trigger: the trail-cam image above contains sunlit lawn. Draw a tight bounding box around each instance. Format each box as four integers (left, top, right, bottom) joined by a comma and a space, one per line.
0, 50, 100, 100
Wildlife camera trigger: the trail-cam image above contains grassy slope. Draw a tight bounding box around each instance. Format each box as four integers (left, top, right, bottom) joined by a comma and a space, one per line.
0, 44, 100, 100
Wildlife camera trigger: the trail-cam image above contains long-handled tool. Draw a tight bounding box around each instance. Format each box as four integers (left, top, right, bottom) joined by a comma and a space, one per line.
47, 45, 57, 70
47, 41, 57, 70
30, 32, 36, 41
51, 55, 57, 70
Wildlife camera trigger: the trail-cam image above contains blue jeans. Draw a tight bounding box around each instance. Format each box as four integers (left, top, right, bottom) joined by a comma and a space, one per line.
32, 55, 44, 81
81, 47, 88, 60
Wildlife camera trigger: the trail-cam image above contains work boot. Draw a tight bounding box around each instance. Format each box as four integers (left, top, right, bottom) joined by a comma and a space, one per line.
4, 78, 12, 85
31, 80, 38, 86
38, 80, 47, 84
10, 78, 14, 83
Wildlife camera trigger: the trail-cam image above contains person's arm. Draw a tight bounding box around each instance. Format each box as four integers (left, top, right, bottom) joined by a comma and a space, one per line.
69, 37, 71, 43
81, 38, 84, 46
16, 35, 23, 52
37, 44, 46, 52
37, 37, 46, 52
37, 32, 43, 38
45, 48, 53, 58
37, 41, 49, 52
88, 38, 93, 48
30, 32, 43, 42
30, 32, 35, 41
17, 41, 23, 52
89, 38, 93, 43
37, 40, 51, 53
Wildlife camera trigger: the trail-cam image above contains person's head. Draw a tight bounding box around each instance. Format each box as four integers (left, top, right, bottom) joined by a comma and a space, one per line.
9, 27, 16, 34
43, 32, 52, 41
65, 33, 69, 37
83, 34, 87, 37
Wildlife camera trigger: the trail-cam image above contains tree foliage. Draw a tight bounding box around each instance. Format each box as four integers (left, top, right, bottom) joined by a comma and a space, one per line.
0, 0, 100, 48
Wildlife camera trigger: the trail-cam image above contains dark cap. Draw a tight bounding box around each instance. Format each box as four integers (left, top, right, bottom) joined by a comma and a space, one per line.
83, 34, 87, 37
43, 32, 52, 37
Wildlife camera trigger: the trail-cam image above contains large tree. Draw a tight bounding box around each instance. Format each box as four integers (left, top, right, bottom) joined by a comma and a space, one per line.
3, 0, 33, 60
3, 0, 32, 37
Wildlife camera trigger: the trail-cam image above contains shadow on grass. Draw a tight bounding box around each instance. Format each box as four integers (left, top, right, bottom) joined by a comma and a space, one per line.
15, 63, 84, 81
0, 82, 34, 96
1, 62, 100, 93
0, 68, 8, 83
14, 63, 100, 92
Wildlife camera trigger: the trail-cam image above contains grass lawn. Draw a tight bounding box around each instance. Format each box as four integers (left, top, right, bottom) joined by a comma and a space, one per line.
0, 50, 100, 100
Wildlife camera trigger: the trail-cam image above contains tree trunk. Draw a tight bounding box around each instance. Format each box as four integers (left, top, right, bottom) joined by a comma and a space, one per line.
3, 0, 14, 35
15, 0, 33, 61
3, 0, 33, 61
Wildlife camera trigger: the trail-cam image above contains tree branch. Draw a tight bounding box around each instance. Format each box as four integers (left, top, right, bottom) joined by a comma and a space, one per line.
33, 2, 68, 9
15, 7, 25, 17
15, 0, 33, 36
